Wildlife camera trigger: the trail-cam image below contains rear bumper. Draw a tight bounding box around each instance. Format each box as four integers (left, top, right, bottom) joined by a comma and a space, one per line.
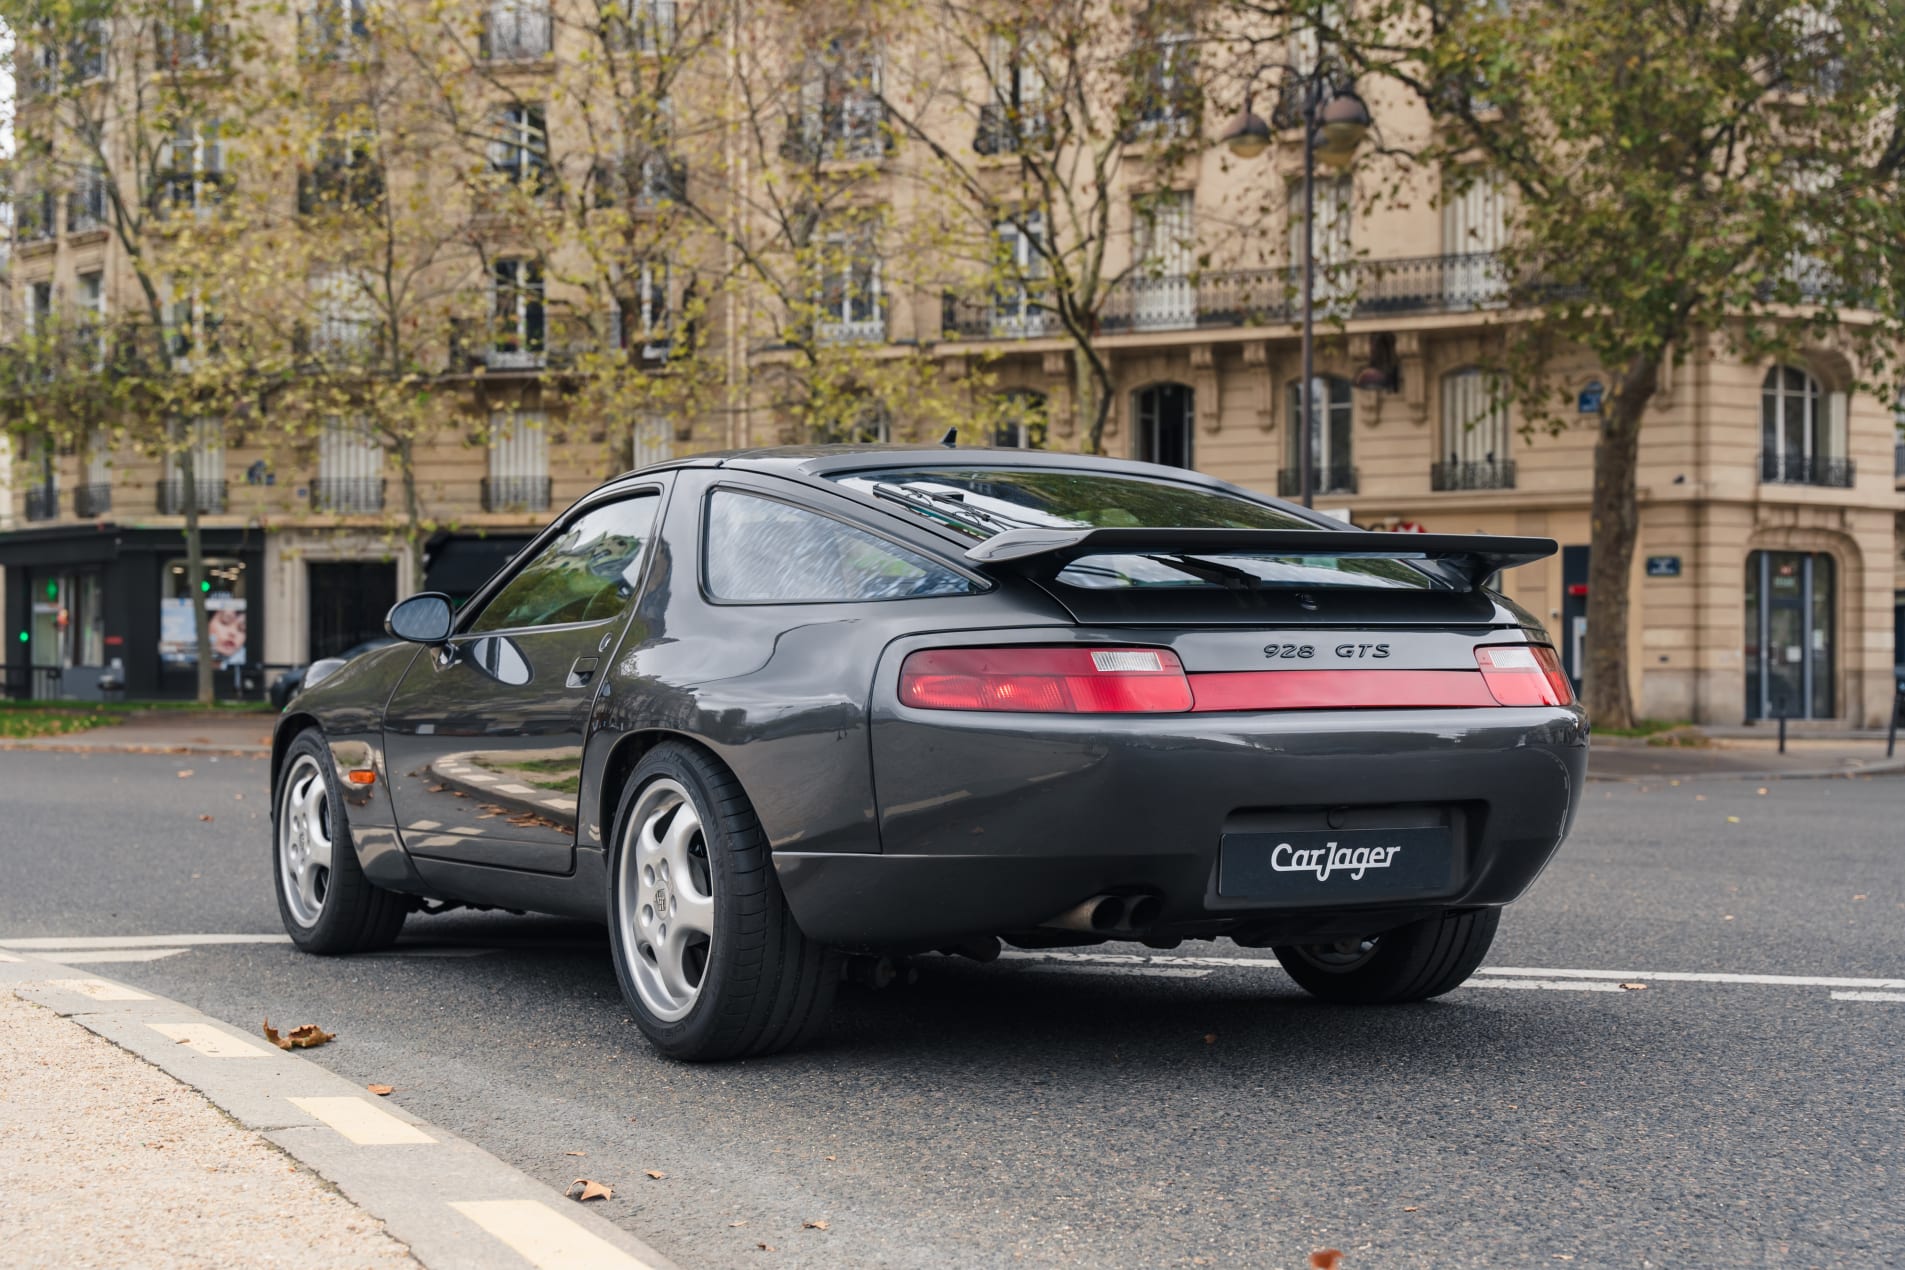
774, 707, 1586, 949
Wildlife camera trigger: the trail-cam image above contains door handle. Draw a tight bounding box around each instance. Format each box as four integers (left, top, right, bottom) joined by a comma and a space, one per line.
566, 657, 599, 689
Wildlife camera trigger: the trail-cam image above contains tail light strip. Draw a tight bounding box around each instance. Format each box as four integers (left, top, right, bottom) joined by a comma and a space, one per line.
897, 644, 1575, 715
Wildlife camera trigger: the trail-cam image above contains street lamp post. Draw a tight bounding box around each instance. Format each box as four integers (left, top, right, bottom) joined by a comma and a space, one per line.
1220, 74, 1370, 509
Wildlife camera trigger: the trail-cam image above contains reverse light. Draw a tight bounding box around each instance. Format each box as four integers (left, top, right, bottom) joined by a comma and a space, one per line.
898, 646, 1193, 714
1475, 644, 1575, 707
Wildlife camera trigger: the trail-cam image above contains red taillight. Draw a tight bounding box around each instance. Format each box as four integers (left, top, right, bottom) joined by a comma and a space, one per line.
898, 646, 1193, 714
1475, 644, 1575, 706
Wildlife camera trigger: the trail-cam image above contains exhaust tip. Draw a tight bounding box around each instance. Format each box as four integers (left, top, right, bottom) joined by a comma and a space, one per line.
1088, 896, 1126, 932
1124, 895, 1162, 930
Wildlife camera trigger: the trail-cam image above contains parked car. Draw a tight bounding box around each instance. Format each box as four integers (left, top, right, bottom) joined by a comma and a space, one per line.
270, 447, 1588, 1060
270, 638, 398, 710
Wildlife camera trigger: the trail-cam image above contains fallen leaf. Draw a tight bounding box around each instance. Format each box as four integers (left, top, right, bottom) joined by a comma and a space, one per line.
1853, 894, 1867, 901
645, 1170, 666, 1180
177, 769, 195, 779
367, 1084, 395, 1096
1726, 816, 1741, 824
199, 814, 214, 822
823, 1155, 836, 1161
1403, 1206, 1419, 1212
756, 1244, 775, 1253
803, 1219, 830, 1231
262, 1019, 335, 1050
1694, 794, 1706, 801
1724, 914, 1736, 921
1619, 982, 1648, 991
1756, 787, 1768, 796
233, 793, 244, 801
1203, 1033, 1216, 1045
728, 1220, 748, 1228
1310, 1252, 1344, 1270
565, 1150, 587, 1157
567, 1178, 612, 1202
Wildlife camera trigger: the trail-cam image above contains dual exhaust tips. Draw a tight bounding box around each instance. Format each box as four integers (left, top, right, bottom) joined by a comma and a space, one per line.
1045, 893, 1163, 936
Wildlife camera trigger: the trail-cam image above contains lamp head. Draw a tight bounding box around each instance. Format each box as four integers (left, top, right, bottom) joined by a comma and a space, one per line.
1219, 104, 1273, 160
1313, 88, 1372, 169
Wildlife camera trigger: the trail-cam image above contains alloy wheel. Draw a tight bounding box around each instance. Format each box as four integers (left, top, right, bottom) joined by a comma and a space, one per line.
279, 755, 334, 926
618, 777, 716, 1022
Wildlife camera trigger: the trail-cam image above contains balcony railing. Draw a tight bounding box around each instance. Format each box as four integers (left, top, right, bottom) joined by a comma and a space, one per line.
481, 4, 552, 59
74, 483, 111, 518
816, 308, 887, 345
1761, 452, 1854, 488
157, 479, 229, 514
943, 252, 1516, 340
1277, 466, 1359, 498
449, 313, 607, 372
781, 100, 890, 163
482, 475, 552, 512
312, 477, 386, 514
1431, 460, 1517, 491
974, 101, 1052, 156
24, 485, 59, 522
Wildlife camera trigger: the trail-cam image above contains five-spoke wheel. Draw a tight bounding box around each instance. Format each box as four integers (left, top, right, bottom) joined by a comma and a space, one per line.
618, 778, 717, 1022
272, 728, 407, 954
279, 754, 335, 926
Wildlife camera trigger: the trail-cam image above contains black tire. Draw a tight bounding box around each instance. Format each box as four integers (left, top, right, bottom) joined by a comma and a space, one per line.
1272, 908, 1501, 1004
607, 741, 838, 1061
273, 728, 407, 955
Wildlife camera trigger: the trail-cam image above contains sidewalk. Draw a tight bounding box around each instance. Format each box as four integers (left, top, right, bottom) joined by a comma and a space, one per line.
1588, 734, 1905, 781
0, 711, 275, 756
0, 990, 417, 1269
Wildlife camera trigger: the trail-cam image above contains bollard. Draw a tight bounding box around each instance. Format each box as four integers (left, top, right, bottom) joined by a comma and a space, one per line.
1778, 714, 1787, 756
1889, 688, 1901, 761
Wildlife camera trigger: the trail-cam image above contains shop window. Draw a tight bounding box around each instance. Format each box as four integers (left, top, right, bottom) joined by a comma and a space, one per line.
160, 556, 249, 670
1282, 375, 1355, 495
1745, 550, 1835, 721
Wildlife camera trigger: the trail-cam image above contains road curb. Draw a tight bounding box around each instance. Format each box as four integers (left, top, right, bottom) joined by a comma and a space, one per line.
0, 739, 270, 757
1585, 759, 1905, 783
0, 953, 675, 1270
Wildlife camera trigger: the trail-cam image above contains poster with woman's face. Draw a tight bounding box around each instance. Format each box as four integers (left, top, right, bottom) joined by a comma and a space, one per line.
158, 597, 248, 669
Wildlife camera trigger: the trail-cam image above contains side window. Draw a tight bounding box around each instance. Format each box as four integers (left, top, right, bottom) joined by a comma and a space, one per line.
704, 490, 973, 603
468, 493, 660, 633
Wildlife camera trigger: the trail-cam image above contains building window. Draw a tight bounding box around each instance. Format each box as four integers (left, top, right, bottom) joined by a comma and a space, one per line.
1290, 174, 1353, 311
484, 0, 552, 59
1134, 383, 1193, 469
161, 557, 250, 670
1435, 369, 1515, 489
302, 0, 368, 58
79, 426, 113, 517
156, 0, 225, 71
816, 400, 891, 445
631, 415, 673, 471
1746, 551, 1835, 721
299, 124, 384, 214
488, 102, 551, 194
816, 226, 884, 343
308, 269, 377, 361
68, 166, 110, 233
1282, 376, 1356, 496
15, 183, 58, 242
1130, 20, 1199, 138
159, 121, 229, 212
990, 213, 1050, 335
77, 271, 105, 368
620, 0, 675, 52
613, 260, 671, 361
1131, 191, 1195, 330
26, 281, 54, 338
161, 418, 228, 514
976, 31, 1050, 154
315, 417, 384, 513
789, 35, 886, 161
1441, 172, 1507, 303
992, 390, 1048, 449
23, 435, 58, 522
486, 410, 551, 511
1761, 365, 1851, 487
164, 285, 219, 364
490, 259, 546, 368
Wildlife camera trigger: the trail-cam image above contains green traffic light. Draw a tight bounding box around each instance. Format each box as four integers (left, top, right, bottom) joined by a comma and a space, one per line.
16, 631, 27, 644
200, 580, 212, 593
45, 579, 58, 600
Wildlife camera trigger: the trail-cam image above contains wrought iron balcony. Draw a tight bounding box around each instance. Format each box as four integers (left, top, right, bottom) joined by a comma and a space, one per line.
1431, 460, 1517, 491
781, 100, 890, 163
482, 475, 552, 512
481, 3, 552, 59
24, 485, 59, 522
1277, 466, 1359, 498
448, 314, 603, 373
157, 479, 229, 514
312, 477, 386, 514
942, 252, 1515, 340
74, 483, 112, 518
1761, 452, 1854, 488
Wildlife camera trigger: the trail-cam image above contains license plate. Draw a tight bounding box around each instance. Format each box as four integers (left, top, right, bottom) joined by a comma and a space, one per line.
1217, 827, 1457, 902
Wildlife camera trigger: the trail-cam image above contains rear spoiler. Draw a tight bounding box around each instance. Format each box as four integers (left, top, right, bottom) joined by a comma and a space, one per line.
963, 527, 1557, 591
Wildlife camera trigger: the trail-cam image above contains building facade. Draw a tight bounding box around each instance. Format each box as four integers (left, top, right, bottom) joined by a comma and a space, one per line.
4, 0, 1903, 721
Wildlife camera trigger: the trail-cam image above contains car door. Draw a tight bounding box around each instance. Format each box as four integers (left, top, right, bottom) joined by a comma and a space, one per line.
383, 487, 664, 874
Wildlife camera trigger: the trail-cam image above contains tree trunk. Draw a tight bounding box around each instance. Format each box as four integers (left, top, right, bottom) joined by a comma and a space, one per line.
1583, 354, 1658, 732
1078, 345, 1115, 457
399, 439, 423, 597
179, 450, 215, 706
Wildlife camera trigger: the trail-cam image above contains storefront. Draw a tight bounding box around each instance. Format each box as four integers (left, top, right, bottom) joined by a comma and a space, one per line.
1, 524, 267, 701
1744, 550, 1836, 721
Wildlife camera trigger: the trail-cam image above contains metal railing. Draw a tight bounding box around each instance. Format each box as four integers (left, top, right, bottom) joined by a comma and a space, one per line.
74, 483, 111, 518
448, 313, 604, 373
157, 479, 229, 514
482, 475, 552, 512
312, 477, 386, 514
942, 252, 1515, 340
1760, 452, 1855, 488
1, 664, 64, 701
1277, 466, 1359, 497
1432, 460, 1518, 491
24, 485, 59, 522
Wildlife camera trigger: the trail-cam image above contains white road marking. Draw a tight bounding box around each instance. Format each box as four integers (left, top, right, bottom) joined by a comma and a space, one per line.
495, 783, 537, 795
0, 951, 19, 962
449, 1200, 657, 1270
1480, 967, 1905, 990
290, 1096, 437, 1145
48, 948, 189, 964
1021, 964, 1212, 979
46, 978, 152, 1001
1461, 978, 1624, 993
0, 933, 290, 950
1830, 990, 1905, 1003
148, 1023, 275, 1058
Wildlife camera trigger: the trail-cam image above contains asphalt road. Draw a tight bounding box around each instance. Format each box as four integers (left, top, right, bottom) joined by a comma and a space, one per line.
2, 748, 1901, 1268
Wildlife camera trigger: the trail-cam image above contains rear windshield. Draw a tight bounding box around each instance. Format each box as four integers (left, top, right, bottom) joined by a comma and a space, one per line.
832, 466, 1439, 591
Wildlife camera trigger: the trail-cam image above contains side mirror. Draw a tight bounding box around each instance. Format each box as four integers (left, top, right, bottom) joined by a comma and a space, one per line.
385, 593, 455, 644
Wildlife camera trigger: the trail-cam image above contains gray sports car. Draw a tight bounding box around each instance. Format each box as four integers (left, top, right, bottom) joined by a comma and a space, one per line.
272, 446, 1587, 1060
